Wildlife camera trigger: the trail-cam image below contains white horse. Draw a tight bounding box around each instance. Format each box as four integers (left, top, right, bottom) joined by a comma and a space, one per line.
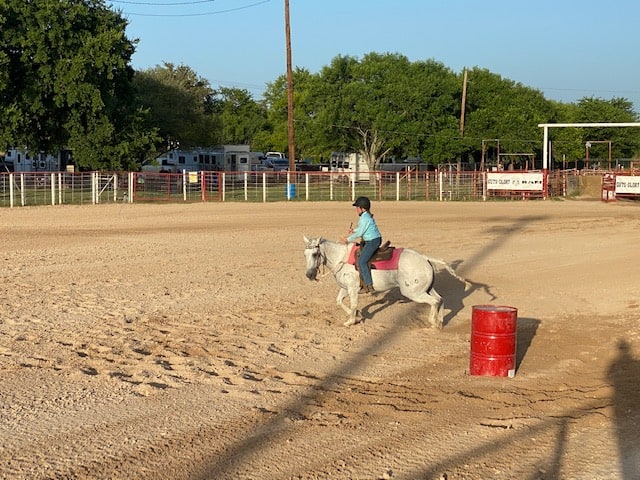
303, 236, 468, 328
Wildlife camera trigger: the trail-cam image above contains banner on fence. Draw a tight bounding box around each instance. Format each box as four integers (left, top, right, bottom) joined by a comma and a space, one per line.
615, 175, 640, 194
487, 172, 544, 191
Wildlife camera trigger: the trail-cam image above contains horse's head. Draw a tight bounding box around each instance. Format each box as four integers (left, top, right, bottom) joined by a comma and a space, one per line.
303, 236, 325, 281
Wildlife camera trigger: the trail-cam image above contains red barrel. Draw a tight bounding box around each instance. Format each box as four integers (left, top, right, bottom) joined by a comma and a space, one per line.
470, 305, 517, 377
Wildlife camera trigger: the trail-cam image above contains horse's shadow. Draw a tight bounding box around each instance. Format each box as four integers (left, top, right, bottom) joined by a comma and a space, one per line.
359, 261, 495, 327
439, 259, 496, 327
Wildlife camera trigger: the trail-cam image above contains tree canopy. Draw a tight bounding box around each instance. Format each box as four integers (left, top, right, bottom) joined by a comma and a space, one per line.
1, 1, 638, 171
0, 0, 158, 170
262, 54, 640, 169
133, 63, 217, 152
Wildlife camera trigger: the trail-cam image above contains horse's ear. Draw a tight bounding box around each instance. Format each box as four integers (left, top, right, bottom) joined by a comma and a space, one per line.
303, 235, 309, 244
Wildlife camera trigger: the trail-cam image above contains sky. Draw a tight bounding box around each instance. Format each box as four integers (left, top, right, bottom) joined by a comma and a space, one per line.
113, 0, 640, 113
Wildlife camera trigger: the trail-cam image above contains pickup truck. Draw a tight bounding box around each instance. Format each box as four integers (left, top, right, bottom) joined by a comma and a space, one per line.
263, 152, 289, 171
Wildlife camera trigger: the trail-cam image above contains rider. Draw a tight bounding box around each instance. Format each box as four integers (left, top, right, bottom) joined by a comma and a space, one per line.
341, 196, 382, 294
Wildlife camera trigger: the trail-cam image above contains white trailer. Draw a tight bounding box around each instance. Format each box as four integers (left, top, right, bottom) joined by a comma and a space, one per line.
2, 147, 71, 172
145, 145, 258, 174
330, 151, 370, 182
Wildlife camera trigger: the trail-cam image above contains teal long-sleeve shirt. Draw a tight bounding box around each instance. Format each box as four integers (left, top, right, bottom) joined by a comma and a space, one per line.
347, 211, 381, 242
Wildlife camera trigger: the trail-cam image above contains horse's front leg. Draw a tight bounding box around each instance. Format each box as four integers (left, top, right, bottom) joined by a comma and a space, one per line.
342, 285, 360, 327
335, 272, 360, 327
336, 287, 351, 315
336, 286, 358, 324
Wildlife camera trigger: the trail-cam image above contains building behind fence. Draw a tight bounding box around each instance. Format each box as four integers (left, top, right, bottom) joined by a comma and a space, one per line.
0, 168, 593, 208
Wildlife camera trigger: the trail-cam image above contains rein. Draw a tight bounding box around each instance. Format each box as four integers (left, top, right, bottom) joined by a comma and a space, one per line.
312, 241, 345, 278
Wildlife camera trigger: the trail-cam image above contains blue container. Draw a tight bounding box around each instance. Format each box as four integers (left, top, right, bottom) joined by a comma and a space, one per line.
286, 184, 296, 199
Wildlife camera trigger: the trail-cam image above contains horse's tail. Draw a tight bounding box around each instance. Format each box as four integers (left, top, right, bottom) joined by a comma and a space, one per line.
424, 256, 470, 290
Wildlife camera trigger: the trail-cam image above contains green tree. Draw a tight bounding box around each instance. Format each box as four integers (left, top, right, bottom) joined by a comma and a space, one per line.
462, 68, 554, 169
257, 74, 295, 155
210, 86, 266, 145
315, 53, 423, 169
402, 59, 461, 165
0, 0, 158, 170
287, 53, 461, 170
574, 97, 640, 162
545, 101, 585, 169
545, 97, 640, 168
133, 62, 218, 151
258, 67, 323, 159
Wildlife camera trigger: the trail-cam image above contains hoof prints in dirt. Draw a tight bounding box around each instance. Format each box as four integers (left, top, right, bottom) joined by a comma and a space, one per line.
1, 309, 323, 400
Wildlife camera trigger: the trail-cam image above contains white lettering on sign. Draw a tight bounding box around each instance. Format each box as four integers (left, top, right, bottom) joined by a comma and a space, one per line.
615, 176, 640, 194
487, 173, 544, 191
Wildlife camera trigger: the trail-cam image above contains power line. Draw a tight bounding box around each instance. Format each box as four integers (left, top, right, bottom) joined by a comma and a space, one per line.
112, 0, 215, 5
209, 78, 266, 91
540, 86, 640, 98
117, 0, 270, 17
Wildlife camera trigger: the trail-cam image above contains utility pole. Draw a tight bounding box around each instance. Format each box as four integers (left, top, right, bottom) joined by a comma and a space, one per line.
458, 68, 468, 172
459, 68, 468, 137
284, 0, 295, 171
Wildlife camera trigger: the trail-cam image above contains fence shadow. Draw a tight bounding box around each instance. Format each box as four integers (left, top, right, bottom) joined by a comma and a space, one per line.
607, 338, 640, 479
194, 309, 422, 478
194, 214, 555, 476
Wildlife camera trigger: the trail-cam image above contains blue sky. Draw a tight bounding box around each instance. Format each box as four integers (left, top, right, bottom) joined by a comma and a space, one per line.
114, 0, 640, 112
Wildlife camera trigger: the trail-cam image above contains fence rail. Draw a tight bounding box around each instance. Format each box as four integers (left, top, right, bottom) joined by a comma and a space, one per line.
0, 169, 585, 208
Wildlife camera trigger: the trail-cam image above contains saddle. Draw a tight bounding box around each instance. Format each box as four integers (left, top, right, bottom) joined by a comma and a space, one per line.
353, 240, 394, 270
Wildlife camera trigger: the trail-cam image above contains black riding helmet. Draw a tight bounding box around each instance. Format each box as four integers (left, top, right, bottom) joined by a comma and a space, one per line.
352, 196, 371, 210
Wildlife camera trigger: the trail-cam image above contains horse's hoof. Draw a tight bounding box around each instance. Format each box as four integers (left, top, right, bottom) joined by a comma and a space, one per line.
431, 319, 444, 330
344, 318, 357, 327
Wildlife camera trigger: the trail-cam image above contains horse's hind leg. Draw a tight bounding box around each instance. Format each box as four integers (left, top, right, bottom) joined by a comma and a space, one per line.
405, 288, 443, 329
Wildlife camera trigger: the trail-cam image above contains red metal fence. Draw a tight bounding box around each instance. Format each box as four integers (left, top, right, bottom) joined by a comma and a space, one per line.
0, 169, 585, 208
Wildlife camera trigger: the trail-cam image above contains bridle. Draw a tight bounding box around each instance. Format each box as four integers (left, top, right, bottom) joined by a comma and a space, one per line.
306, 239, 327, 277
306, 238, 345, 277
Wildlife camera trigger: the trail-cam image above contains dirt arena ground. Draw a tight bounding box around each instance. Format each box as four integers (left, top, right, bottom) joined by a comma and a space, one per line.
1, 199, 639, 480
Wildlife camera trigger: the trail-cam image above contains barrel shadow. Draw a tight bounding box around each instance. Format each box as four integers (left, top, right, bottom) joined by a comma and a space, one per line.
516, 316, 540, 371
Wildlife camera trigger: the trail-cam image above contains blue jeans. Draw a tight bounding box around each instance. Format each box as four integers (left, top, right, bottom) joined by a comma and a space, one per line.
358, 237, 382, 287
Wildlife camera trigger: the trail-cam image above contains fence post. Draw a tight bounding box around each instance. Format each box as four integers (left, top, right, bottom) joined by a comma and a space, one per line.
330, 174, 334, 201
50, 173, 55, 206
182, 170, 187, 202
58, 173, 63, 205
262, 172, 267, 202
9, 173, 14, 208
91, 172, 97, 204
351, 173, 355, 201
20, 174, 25, 206
483, 171, 487, 201
128, 172, 134, 203
220, 172, 225, 202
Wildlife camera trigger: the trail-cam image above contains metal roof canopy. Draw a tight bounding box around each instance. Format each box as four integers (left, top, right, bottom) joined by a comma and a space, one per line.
539, 122, 640, 170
